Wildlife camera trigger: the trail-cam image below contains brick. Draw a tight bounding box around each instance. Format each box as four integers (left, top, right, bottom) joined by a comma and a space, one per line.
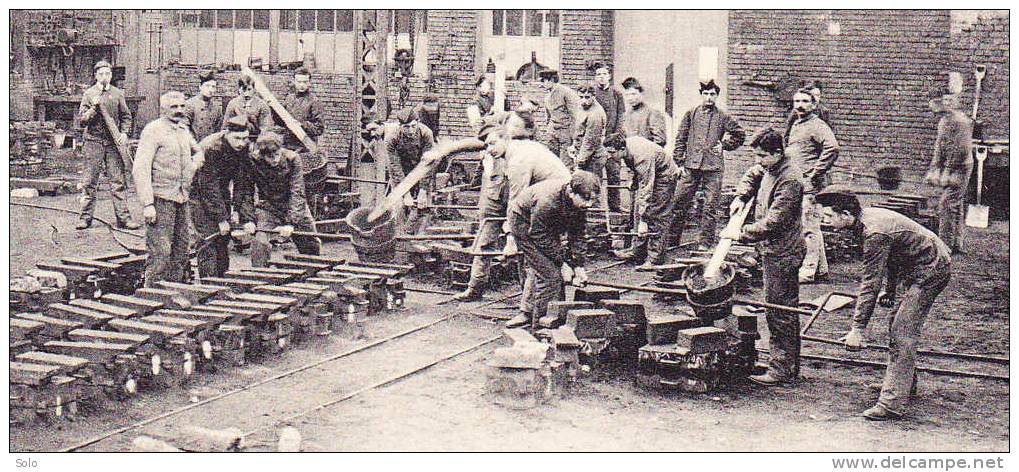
676, 327, 729, 354
572, 286, 621, 305
646, 314, 705, 346
565, 308, 614, 339
503, 328, 539, 345
540, 300, 594, 328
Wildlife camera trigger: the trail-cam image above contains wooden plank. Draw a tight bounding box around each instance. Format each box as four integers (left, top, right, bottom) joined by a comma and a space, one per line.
69, 329, 149, 347
142, 315, 210, 334
190, 305, 261, 322
156, 309, 235, 325
60, 257, 121, 271
229, 292, 298, 307
241, 65, 317, 153
206, 299, 280, 316
200, 276, 264, 291
11, 361, 60, 386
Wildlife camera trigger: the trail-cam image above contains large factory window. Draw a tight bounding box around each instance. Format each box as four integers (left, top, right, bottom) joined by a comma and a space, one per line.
483, 10, 561, 80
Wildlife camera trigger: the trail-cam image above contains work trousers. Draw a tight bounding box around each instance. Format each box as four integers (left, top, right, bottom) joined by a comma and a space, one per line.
189, 200, 230, 279
879, 266, 951, 414
669, 168, 723, 248
79, 140, 132, 223
936, 162, 973, 253
762, 250, 805, 381
628, 175, 682, 265
251, 206, 321, 267
516, 235, 564, 320
545, 128, 574, 170
799, 194, 829, 280
466, 194, 506, 291
144, 198, 191, 288
604, 151, 622, 211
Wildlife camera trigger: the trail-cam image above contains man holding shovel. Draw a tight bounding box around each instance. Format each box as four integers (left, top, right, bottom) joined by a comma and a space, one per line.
721, 128, 805, 386
924, 86, 974, 254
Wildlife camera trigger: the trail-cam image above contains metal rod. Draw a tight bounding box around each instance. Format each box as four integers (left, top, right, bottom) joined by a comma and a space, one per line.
800, 292, 835, 335
585, 279, 686, 296
800, 334, 1010, 365
732, 297, 815, 316
791, 352, 1008, 382
326, 175, 389, 185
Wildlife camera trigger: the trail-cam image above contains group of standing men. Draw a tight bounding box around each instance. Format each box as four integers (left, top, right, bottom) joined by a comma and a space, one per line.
76, 60, 326, 287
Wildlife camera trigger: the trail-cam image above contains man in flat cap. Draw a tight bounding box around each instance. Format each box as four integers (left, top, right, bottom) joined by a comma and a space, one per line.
76, 59, 139, 230
539, 70, 582, 168
275, 67, 327, 215
924, 85, 974, 254
621, 77, 668, 147
784, 79, 834, 144
185, 70, 224, 141
133, 91, 204, 286
570, 82, 608, 175
191, 115, 253, 278
223, 74, 274, 138
382, 106, 436, 234
235, 131, 321, 267
670, 78, 745, 250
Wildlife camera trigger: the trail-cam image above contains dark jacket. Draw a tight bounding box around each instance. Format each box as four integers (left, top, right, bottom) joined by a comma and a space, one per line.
193, 132, 250, 225
573, 101, 607, 165
235, 149, 308, 223
223, 95, 274, 137
593, 84, 625, 140
929, 109, 974, 175
622, 102, 668, 146
475, 92, 495, 116
785, 113, 839, 193
852, 208, 952, 330
383, 122, 436, 188
78, 83, 132, 143
277, 90, 325, 150
185, 95, 224, 141
622, 136, 680, 220
544, 83, 580, 132
509, 179, 587, 267
673, 104, 745, 171
734, 162, 805, 258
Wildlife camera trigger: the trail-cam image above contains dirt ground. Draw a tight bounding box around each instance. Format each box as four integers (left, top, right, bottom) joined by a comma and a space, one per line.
7, 192, 1010, 452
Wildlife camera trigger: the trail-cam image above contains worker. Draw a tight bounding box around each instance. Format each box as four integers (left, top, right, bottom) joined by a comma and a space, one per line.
381, 106, 436, 234
670, 79, 746, 250
133, 91, 204, 287
606, 134, 682, 268
819, 190, 952, 421
620, 77, 668, 147
185, 69, 224, 141
223, 75, 273, 137
787, 87, 840, 283
783, 79, 834, 144
507, 171, 599, 329
570, 82, 608, 175
591, 62, 626, 213
538, 69, 581, 168
190, 115, 253, 278
924, 86, 974, 254
235, 131, 321, 267
475, 74, 496, 116
76, 59, 139, 230
453, 111, 571, 301
275, 67, 327, 215
721, 128, 805, 386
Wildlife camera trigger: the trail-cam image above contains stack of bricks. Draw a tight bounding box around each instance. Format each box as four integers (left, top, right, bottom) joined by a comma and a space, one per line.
727, 10, 951, 192
159, 65, 357, 164
426, 10, 480, 140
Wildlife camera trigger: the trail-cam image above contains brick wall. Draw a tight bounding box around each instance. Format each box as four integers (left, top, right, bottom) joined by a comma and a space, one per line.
728, 10, 951, 190
159, 66, 356, 161
426, 10, 480, 139
560, 10, 614, 86
951, 14, 1009, 141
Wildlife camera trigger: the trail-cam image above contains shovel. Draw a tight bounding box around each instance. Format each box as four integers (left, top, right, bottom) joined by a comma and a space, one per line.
965, 145, 989, 228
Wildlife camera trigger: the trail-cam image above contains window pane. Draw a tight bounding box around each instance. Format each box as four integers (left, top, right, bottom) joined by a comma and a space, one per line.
336, 10, 353, 32
235, 10, 252, 29
181, 11, 200, 28
217, 10, 233, 29
505, 10, 522, 36
317, 10, 334, 31
253, 10, 270, 29
546, 10, 559, 37
299, 10, 316, 31
526, 10, 542, 36
200, 10, 214, 28
492, 10, 503, 36
395, 10, 413, 34
280, 10, 297, 30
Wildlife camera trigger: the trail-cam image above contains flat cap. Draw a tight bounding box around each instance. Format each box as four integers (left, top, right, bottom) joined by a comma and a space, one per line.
94, 60, 112, 72
224, 114, 250, 133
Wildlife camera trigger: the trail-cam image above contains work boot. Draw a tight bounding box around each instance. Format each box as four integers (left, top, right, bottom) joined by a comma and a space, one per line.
749, 373, 786, 386
75, 218, 92, 230
505, 313, 531, 329
117, 219, 142, 230
866, 375, 918, 397
451, 286, 483, 302
862, 404, 903, 421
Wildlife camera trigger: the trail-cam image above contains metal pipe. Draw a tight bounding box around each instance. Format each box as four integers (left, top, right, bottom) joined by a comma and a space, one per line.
800, 334, 1010, 365
326, 175, 388, 185
585, 279, 686, 296
789, 352, 1008, 382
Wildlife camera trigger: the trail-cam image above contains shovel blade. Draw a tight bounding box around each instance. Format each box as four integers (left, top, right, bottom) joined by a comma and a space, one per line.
966, 204, 989, 228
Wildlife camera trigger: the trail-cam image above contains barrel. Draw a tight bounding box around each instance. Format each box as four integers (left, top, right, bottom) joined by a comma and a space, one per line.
681, 262, 737, 322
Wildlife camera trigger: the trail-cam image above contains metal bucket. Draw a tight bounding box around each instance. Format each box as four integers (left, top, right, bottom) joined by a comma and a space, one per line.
681, 262, 737, 322
346, 207, 397, 263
